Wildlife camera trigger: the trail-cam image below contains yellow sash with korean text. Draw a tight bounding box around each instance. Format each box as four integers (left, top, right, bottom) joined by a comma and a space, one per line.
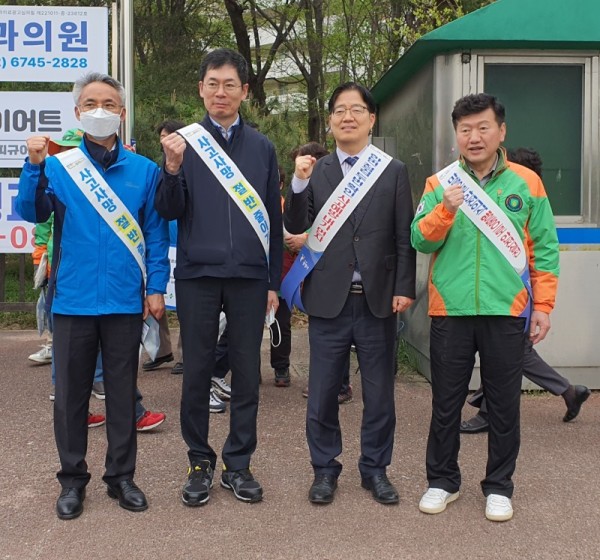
55, 147, 146, 275
177, 122, 270, 260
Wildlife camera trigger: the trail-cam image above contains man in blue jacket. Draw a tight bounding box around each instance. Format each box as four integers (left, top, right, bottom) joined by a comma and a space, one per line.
16, 72, 169, 520
156, 48, 283, 506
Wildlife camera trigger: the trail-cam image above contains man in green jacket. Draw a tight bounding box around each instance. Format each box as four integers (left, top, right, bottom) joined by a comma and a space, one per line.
411, 93, 559, 522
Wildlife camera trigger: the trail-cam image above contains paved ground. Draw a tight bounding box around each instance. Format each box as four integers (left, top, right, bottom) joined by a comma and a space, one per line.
1, 327, 599, 560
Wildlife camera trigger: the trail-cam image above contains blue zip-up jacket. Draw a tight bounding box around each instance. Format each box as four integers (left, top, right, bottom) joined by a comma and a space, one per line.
154, 115, 283, 290
16, 137, 169, 316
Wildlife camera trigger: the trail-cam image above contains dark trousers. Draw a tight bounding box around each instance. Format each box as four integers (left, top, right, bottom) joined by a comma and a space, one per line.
270, 295, 292, 372
427, 316, 525, 498
469, 337, 570, 413
53, 313, 141, 488
307, 293, 397, 478
177, 277, 267, 471
213, 326, 230, 379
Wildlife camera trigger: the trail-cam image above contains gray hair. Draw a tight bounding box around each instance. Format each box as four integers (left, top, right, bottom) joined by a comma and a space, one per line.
72, 72, 126, 106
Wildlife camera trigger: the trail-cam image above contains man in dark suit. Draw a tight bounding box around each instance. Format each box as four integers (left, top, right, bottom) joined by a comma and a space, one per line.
284, 82, 416, 505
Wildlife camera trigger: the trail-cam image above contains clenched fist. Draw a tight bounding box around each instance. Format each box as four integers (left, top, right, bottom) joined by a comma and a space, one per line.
294, 155, 317, 180
27, 136, 50, 165
443, 184, 464, 214
161, 131, 187, 175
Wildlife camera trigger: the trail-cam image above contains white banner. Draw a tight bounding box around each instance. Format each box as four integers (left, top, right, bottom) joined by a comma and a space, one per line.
0, 92, 80, 168
0, 176, 36, 253
0, 5, 108, 82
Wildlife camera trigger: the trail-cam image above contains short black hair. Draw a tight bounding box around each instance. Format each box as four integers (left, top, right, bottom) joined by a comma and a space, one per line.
291, 141, 329, 161
156, 119, 186, 136
199, 48, 249, 84
328, 82, 376, 114
451, 93, 505, 128
507, 147, 543, 178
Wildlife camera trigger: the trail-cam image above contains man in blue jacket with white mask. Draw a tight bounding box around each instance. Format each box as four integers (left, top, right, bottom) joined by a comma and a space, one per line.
16, 72, 169, 520
156, 48, 283, 506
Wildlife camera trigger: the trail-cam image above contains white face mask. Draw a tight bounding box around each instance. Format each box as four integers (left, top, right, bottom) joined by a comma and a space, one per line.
79, 108, 122, 139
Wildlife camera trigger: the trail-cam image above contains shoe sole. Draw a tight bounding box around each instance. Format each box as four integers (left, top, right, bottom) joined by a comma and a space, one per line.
338, 397, 353, 405
209, 407, 226, 414
274, 380, 290, 387
88, 421, 106, 428
211, 386, 231, 400
57, 508, 83, 520
220, 480, 263, 503
182, 493, 210, 507
29, 358, 52, 364
106, 487, 148, 512
459, 425, 489, 434
419, 491, 460, 514
92, 391, 106, 401
309, 495, 334, 504
136, 418, 165, 432
143, 356, 174, 371
486, 510, 513, 522
360, 481, 399, 504
563, 389, 591, 422
49, 394, 55, 401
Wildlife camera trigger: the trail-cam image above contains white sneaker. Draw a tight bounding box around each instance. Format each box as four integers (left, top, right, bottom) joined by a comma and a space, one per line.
485, 494, 513, 521
209, 389, 226, 413
28, 344, 52, 364
419, 488, 460, 514
211, 376, 231, 400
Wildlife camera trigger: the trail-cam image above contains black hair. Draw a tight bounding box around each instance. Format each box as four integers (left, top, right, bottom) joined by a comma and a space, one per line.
291, 141, 329, 161
156, 119, 186, 136
199, 48, 249, 84
507, 147, 543, 178
451, 93, 505, 128
328, 82, 376, 114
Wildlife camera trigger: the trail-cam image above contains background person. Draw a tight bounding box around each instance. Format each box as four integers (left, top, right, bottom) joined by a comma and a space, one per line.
460, 147, 590, 433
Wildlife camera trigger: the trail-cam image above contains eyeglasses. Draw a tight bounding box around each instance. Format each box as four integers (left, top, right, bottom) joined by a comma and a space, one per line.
332, 105, 369, 118
203, 82, 243, 93
79, 102, 122, 113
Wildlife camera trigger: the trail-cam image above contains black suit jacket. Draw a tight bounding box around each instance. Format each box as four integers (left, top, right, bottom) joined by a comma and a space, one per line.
284, 152, 416, 319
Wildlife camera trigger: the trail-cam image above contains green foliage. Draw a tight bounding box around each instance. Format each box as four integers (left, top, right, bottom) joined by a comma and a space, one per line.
240, 102, 310, 179
0, 255, 37, 329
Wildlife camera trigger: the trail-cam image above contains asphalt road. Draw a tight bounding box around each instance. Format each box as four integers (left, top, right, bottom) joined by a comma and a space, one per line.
1, 328, 598, 560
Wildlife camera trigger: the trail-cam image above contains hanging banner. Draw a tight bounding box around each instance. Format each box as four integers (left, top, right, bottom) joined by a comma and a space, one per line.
0, 5, 108, 82
0, 177, 36, 253
0, 92, 80, 169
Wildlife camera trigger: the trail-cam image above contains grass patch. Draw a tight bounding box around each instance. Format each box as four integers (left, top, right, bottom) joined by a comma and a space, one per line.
0, 254, 37, 329
396, 338, 422, 378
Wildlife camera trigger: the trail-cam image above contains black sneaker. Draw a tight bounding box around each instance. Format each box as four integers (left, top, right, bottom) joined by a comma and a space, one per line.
274, 368, 290, 387
182, 460, 213, 506
221, 468, 263, 503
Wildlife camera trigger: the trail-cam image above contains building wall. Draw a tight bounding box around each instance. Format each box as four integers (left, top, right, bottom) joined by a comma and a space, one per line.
377, 61, 434, 209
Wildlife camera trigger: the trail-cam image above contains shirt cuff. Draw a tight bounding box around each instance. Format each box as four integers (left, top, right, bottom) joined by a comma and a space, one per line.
291, 176, 309, 194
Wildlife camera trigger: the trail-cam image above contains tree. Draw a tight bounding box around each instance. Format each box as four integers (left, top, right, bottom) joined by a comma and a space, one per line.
223, 0, 301, 113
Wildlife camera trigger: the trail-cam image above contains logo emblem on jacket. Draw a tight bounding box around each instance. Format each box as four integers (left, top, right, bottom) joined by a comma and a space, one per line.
505, 194, 523, 212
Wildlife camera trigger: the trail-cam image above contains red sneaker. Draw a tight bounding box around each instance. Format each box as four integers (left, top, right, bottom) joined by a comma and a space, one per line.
136, 411, 166, 432
88, 413, 106, 428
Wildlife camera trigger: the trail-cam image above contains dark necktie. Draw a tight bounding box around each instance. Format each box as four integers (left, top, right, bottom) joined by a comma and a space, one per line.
344, 156, 361, 278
